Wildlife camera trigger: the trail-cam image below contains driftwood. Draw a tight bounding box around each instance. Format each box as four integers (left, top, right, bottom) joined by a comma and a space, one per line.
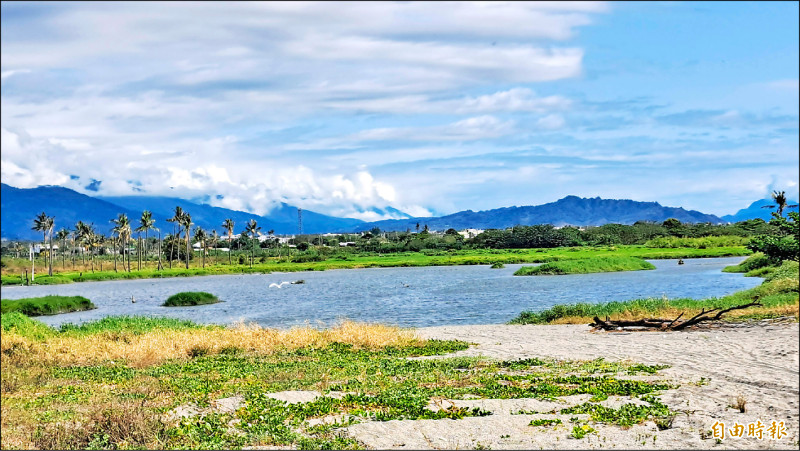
591, 300, 763, 331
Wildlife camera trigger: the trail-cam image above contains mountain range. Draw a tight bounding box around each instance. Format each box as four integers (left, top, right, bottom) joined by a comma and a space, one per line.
720, 198, 799, 223
1, 183, 796, 241
353, 195, 726, 232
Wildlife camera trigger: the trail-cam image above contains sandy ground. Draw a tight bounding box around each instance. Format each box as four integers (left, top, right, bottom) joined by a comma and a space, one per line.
341, 320, 800, 450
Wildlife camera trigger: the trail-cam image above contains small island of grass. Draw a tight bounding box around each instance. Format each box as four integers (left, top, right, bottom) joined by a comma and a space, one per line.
514, 256, 656, 276
162, 291, 221, 307
0, 295, 96, 316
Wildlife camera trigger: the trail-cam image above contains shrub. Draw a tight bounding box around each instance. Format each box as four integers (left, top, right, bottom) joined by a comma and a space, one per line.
162, 292, 221, 307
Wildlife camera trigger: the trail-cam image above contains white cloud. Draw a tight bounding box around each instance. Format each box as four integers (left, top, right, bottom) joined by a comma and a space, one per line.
765, 79, 800, 91
536, 114, 566, 130
325, 88, 571, 115
351, 116, 516, 142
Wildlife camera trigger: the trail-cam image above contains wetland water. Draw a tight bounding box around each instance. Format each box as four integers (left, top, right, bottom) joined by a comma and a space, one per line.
0, 257, 760, 328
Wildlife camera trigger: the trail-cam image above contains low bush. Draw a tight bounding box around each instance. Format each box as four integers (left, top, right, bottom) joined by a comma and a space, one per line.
162, 292, 221, 307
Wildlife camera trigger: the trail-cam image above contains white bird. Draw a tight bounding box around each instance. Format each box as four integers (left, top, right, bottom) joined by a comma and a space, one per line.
269, 281, 291, 289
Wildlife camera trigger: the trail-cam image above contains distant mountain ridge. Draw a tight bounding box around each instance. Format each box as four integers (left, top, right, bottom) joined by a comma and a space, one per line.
720, 198, 799, 223
1, 183, 793, 241
0, 183, 363, 240
354, 195, 724, 232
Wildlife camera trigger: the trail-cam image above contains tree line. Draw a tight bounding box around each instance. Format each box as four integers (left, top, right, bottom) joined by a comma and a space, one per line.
10, 191, 799, 277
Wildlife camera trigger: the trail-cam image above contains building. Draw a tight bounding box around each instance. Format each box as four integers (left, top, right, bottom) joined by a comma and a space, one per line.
458, 229, 484, 239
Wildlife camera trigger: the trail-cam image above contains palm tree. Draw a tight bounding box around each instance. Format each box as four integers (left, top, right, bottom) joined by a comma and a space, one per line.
210, 229, 219, 260
762, 190, 799, 218
31, 212, 48, 272
55, 228, 70, 269
86, 229, 100, 272
179, 211, 193, 269
166, 206, 185, 269
155, 227, 163, 270
135, 210, 156, 270
110, 213, 132, 272
32, 212, 55, 276
194, 226, 207, 268
222, 218, 235, 265
244, 219, 261, 268
74, 221, 91, 265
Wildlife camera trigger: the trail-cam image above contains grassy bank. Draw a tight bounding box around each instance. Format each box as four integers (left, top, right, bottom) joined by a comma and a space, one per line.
1, 315, 676, 450
514, 256, 655, 276
0, 295, 96, 316
0, 245, 751, 286
163, 292, 221, 307
509, 259, 799, 325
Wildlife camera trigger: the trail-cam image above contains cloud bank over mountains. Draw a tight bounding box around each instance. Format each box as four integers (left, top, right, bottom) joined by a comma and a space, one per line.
1, 1, 797, 219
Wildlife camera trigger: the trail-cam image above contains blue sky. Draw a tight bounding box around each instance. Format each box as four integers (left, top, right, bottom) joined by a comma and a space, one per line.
1, 1, 797, 220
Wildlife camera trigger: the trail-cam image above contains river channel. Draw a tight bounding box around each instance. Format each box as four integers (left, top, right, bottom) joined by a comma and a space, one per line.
0, 257, 760, 328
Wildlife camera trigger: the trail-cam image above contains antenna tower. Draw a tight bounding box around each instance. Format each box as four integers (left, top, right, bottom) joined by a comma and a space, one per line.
297, 208, 303, 235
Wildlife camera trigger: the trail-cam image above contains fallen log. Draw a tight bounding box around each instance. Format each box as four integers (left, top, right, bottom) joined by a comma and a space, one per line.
591, 301, 763, 331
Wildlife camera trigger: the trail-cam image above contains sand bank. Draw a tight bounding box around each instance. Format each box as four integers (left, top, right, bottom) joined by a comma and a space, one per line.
343, 319, 799, 449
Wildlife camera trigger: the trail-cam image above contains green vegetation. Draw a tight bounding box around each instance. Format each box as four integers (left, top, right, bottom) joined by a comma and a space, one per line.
561, 395, 671, 427
644, 235, 749, 248
0, 295, 95, 316
1, 316, 675, 449
509, 261, 798, 324
529, 418, 562, 427
163, 292, 221, 307
490, 262, 505, 269
747, 211, 799, 263
57, 315, 214, 336
1, 312, 58, 340
1, 245, 751, 286
514, 256, 656, 276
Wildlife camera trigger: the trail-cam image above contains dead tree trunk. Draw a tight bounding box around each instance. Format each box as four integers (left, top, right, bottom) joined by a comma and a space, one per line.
592, 301, 763, 331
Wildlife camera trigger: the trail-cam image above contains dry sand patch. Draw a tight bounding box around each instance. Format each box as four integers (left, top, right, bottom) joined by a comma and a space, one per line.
341, 320, 799, 449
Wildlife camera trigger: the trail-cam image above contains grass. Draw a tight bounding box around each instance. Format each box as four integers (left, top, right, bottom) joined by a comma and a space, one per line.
514, 256, 656, 276
509, 260, 799, 324
1, 245, 751, 286
163, 292, 221, 307
1, 315, 675, 450
0, 295, 96, 316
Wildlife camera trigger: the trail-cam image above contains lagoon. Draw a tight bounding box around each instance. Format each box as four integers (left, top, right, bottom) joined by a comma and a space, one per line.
0, 257, 760, 328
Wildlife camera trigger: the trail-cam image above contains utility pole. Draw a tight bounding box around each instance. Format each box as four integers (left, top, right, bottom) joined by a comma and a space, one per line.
298, 208, 303, 235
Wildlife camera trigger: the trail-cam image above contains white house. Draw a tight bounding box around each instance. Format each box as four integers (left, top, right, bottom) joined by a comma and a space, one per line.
458, 229, 484, 239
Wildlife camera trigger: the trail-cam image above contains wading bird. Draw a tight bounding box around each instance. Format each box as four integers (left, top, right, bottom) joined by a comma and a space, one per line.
269, 281, 291, 289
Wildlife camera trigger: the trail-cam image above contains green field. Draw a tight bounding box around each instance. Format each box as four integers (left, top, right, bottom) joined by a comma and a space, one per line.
0, 245, 751, 286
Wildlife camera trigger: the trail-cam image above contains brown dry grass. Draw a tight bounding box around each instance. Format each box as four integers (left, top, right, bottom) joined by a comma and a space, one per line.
0, 320, 422, 368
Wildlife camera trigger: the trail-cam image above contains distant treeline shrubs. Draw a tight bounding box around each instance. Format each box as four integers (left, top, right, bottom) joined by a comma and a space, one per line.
468, 218, 773, 250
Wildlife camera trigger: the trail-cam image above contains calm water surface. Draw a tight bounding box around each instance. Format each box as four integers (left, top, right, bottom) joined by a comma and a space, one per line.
0, 257, 759, 328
